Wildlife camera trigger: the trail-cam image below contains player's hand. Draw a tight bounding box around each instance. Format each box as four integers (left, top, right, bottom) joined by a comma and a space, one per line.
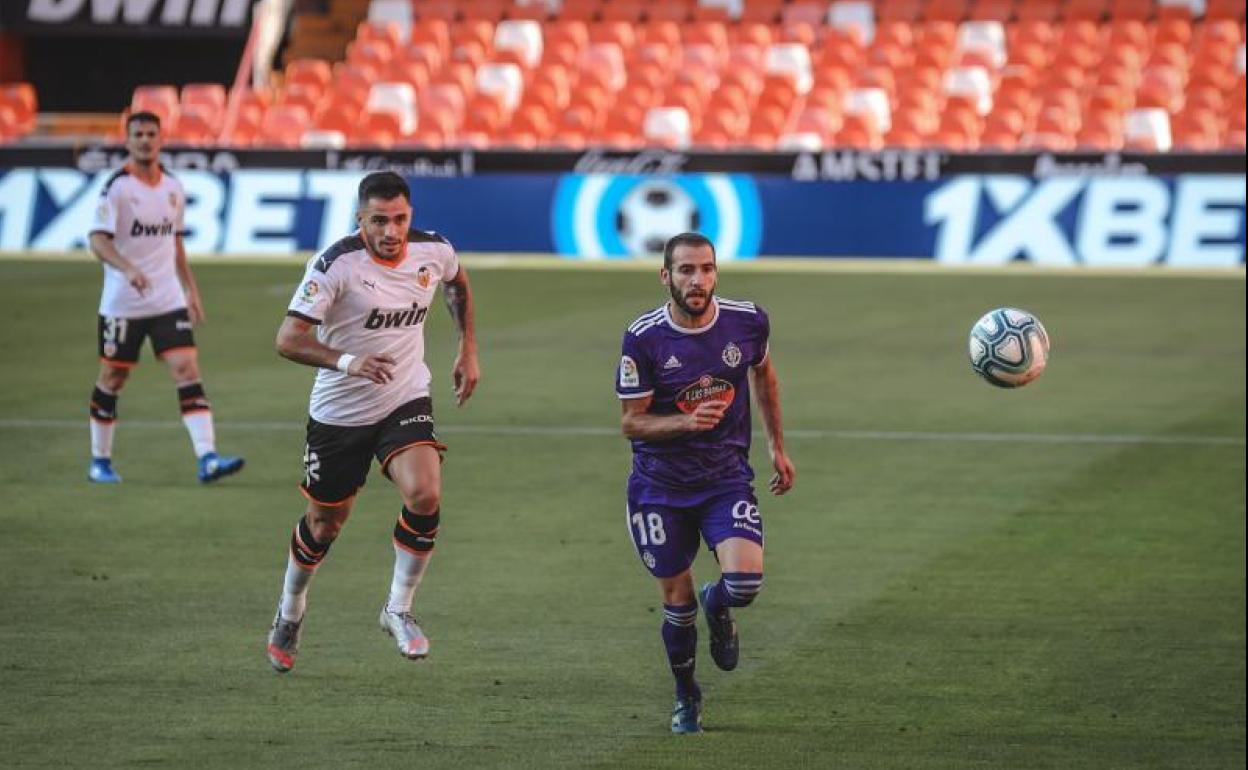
452, 350, 480, 406
350, 353, 396, 385
686, 400, 729, 432
768, 451, 796, 496
186, 293, 206, 325
125, 267, 150, 296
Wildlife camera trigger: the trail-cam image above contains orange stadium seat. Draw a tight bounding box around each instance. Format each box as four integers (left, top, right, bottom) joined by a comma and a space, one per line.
0, 82, 37, 137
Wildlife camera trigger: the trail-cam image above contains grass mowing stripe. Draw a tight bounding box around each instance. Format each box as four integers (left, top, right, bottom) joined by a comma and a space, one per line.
1, 419, 1241, 447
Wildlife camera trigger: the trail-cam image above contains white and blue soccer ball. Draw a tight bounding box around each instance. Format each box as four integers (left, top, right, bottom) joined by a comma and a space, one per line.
616, 180, 700, 256
969, 308, 1050, 388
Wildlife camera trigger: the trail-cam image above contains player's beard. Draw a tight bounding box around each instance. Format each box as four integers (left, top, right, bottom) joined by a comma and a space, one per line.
670, 281, 714, 317
365, 231, 403, 262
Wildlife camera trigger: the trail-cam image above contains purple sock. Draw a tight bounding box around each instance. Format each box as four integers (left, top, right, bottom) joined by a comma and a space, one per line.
662, 602, 700, 700
707, 571, 764, 616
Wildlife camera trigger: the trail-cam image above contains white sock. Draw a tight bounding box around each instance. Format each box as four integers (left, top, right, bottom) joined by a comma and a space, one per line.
385, 547, 432, 614
90, 419, 116, 459
182, 411, 216, 457
280, 555, 316, 622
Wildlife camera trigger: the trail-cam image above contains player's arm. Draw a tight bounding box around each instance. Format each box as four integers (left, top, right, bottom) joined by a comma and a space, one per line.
442, 265, 480, 406
173, 235, 206, 324
88, 231, 150, 295
749, 353, 796, 495
621, 395, 728, 440
275, 314, 395, 385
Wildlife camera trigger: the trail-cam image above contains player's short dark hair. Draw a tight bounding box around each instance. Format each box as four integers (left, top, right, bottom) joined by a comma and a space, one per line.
126, 111, 161, 130
663, 232, 716, 270
358, 171, 411, 205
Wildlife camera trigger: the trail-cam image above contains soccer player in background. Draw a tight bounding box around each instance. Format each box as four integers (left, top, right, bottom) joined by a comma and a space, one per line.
265, 171, 480, 672
86, 111, 244, 484
616, 232, 796, 734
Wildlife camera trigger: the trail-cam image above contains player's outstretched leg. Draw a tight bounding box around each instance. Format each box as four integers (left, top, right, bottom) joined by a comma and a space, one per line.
267, 515, 333, 672
379, 506, 437, 659
700, 572, 764, 671
663, 602, 703, 734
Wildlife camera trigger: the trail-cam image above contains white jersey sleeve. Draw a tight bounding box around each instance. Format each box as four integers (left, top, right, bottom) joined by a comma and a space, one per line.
90, 176, 120, 236
287, 256, 341, 324
436, 233, 460, 282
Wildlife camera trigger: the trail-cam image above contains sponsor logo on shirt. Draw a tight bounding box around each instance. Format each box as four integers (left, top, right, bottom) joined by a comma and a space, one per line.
675, 374, 735, 413
129, 218, 175, 237
364, 302, 428, 329
620, 355, 639, 388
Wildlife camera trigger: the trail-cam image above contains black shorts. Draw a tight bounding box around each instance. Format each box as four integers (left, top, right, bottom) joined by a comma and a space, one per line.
98, 309, 195, 367
300, 397, 446, 506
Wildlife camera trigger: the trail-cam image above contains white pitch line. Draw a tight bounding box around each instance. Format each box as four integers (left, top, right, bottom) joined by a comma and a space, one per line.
0, 419, 1241, 447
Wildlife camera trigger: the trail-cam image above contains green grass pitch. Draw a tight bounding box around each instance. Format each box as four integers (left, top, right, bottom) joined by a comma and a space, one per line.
0, 257, 1243, 769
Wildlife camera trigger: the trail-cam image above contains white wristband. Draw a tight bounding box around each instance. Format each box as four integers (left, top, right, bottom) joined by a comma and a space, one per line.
335, 353, 356, 374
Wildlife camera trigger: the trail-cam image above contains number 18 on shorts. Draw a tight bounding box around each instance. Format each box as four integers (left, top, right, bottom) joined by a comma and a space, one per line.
625, 491, 764, 578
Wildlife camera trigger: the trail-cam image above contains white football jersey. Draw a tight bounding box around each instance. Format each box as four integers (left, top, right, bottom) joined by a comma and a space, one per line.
89, 165, 187, 318
287, 230, 460, 426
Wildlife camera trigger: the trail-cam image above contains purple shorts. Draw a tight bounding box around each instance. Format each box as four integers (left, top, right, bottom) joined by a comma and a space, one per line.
625, 488, 764, 578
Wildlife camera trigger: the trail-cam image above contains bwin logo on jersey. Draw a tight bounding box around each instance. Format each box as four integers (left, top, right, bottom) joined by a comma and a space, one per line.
364, 303, 428, 330
130, 219, 175, 237
552, 174, 762, 260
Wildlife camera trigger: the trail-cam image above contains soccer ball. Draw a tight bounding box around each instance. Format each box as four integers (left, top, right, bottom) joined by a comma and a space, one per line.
968, 308, 1050, 388
616, 180, 700, 256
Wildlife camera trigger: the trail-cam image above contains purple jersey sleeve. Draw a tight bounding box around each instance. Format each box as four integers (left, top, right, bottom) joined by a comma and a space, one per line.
616, 329, 655, 400
752, 305, 771, 366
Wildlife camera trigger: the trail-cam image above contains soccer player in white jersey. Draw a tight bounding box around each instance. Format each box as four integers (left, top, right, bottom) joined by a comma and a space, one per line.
266, 171, 480, 672
86, 111, 244, 485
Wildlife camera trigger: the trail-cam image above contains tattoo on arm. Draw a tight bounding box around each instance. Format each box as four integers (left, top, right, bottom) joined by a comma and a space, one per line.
443, 279, 471, 336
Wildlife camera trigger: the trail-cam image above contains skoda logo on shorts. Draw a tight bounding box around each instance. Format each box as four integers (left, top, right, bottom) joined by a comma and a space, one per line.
552, 173, 762, 260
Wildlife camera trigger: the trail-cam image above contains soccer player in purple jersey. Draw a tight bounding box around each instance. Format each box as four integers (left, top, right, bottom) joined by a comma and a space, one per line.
616, 232, 796, 734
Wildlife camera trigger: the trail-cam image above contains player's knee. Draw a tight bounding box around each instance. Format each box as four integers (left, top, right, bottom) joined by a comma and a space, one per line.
402, 488, 440, 516
722, 572, 764, 608
307, 518, 342, 543
99, 368, 129, 391
171, 361, 200, 383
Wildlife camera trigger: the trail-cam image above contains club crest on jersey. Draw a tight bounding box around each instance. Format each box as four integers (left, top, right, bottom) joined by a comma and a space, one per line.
675, 375, 735, 413
416, 266, 432, 289
722, 341, 742, 368
168, 192, 178, 208
365, 302, 428, 329
297, 280, 319, 305
620, 355, 640, 388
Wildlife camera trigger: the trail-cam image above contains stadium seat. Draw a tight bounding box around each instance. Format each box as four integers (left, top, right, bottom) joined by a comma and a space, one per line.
843, 87, 891, 132
1124, 107, 1173, 150
0, 82, 37, 138
368, 0, 414, 40
256, 104, 311, 148
944, 66, 993, 114
829, 1, 876, 44
494, 19, 544, 67
956, 20, 1006, 69
366, 82, 418, 136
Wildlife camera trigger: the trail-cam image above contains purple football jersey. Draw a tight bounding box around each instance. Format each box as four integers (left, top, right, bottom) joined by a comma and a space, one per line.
617, 298, 770, 506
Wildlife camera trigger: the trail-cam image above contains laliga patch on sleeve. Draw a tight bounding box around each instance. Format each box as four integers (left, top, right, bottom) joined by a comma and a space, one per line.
297, 279, 320, 305
619, 355, 639, 388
